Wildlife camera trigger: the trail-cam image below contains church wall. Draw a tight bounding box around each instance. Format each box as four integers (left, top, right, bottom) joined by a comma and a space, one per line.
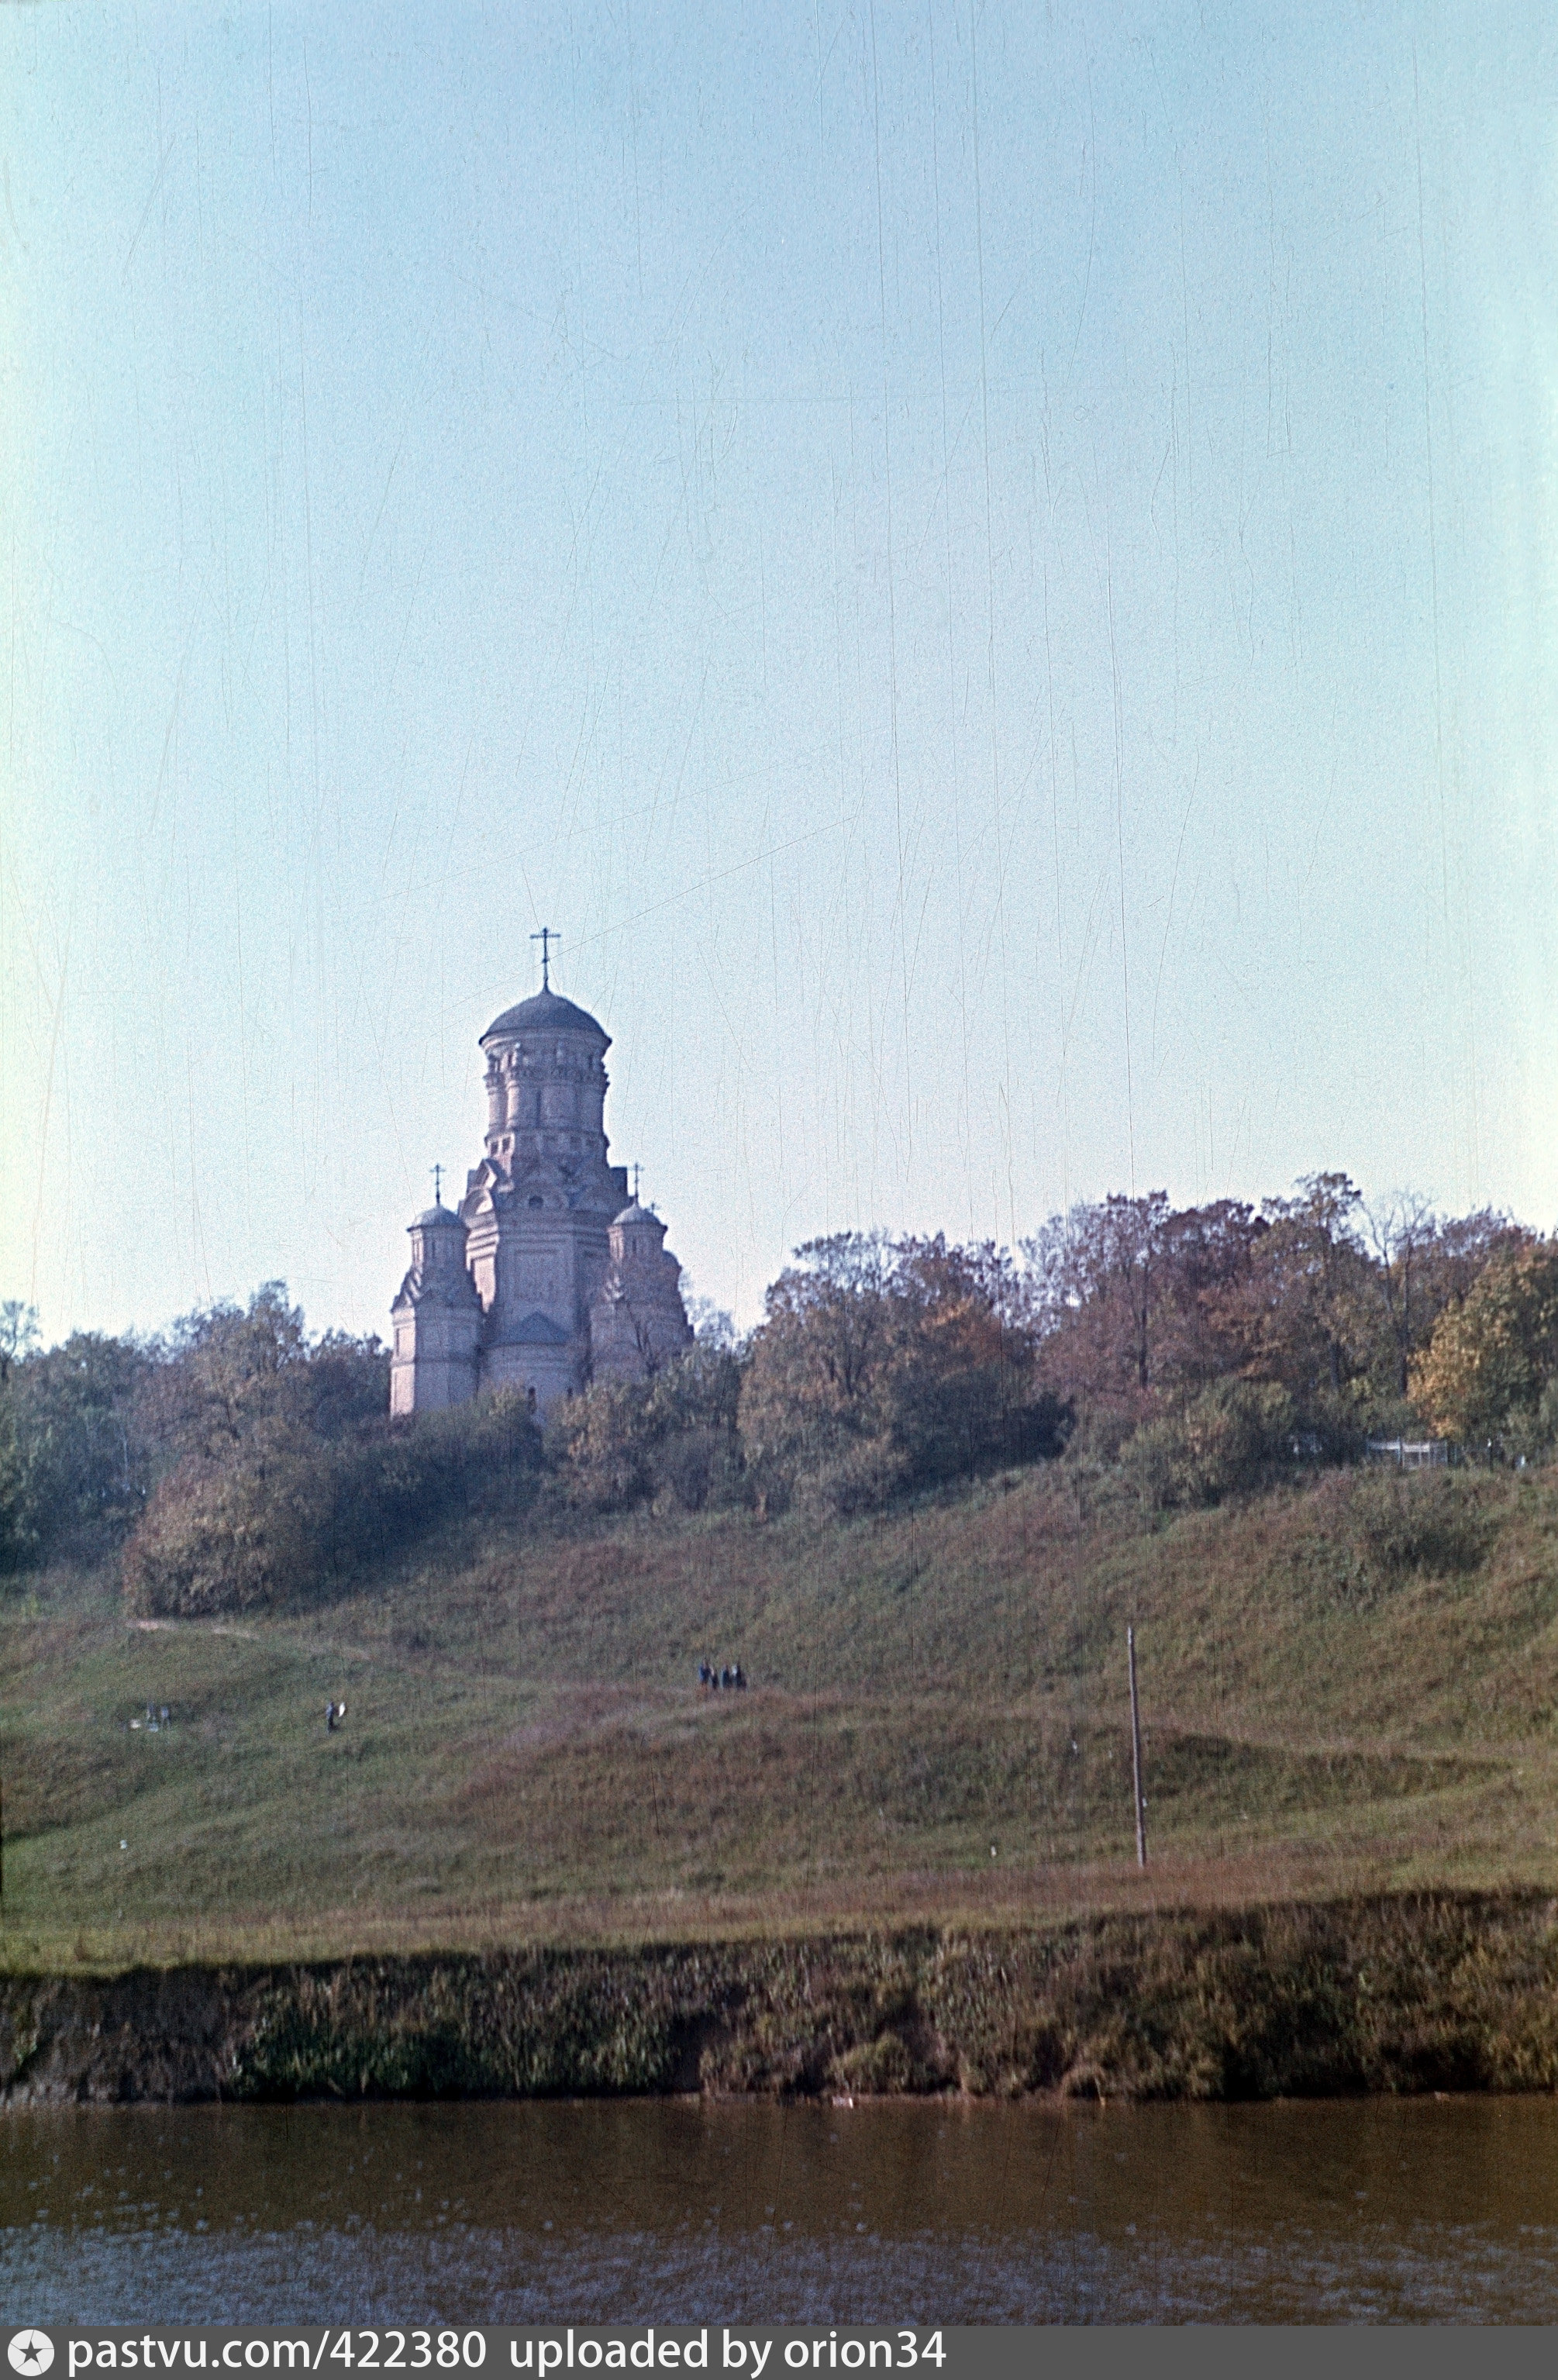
481, 1213, 611, 1337
389, 1305, 479, 1413
462, 1202, 617, 1417
391, 1352, 476, 1413
588, 1302, 646, 1386
481, 1340, 575, 1408
464, 1220, 498, 1313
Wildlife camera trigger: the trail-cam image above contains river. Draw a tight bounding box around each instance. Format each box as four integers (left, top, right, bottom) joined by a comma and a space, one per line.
5, 2098, 1557, 2324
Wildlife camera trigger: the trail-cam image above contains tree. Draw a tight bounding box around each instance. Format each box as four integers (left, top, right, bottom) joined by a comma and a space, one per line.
137, 1285, 386, 1469
1241, 1173, 1376, 1423
683, 1283, 739, 1350
736, 1234, 901, 1510
1025, 1194, 1266, 1409
140, 1281, 312, 1464
0, 1282, 391, 1580
0, 1331, 150, 1568
738, 1232, 1063, 1515
1363, 1193, 1443, 1398
1363, 1198, 1530, 1399
890, 1234, 1061, 1477
1151, 1200, 1269, 1388
1410, 1241, 1558, 1447
124, 1392, 543, 1617
0, 1302, 40, 1383
1028, 1192, 1170, 1398
1021, 1174, 1530, 1443
1121, 1379, 1298, 1511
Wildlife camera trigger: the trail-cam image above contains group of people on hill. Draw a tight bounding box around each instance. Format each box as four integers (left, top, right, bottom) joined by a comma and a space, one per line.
698, 1659, 747, 1692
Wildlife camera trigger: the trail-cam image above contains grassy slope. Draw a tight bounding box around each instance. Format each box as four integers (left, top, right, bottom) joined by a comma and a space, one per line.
3, 1462, 1558, 1970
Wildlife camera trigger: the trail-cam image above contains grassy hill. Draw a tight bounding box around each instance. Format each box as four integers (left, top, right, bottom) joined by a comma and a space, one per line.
5, 1459, 1558, 1972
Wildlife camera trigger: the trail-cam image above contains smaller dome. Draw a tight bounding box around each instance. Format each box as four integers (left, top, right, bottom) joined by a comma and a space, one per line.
412, 1203, 465, 1230
612, 1200, 662, 1229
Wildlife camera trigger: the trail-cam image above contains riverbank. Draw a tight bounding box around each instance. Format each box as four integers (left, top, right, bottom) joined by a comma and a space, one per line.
6, 1892, 1558, 2106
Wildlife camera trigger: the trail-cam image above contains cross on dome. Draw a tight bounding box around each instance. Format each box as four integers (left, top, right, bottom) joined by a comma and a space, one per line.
529, 925, 560, 990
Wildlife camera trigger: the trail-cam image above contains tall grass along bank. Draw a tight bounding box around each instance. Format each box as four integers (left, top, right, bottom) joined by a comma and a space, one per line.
6, 1895, 1558, 2107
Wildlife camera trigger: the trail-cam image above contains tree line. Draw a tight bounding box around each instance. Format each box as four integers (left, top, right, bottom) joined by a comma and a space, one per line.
2, 1171, 1554, 1613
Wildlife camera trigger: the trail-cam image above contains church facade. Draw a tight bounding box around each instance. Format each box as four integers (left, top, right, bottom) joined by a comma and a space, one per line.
389, 977, 692, 1416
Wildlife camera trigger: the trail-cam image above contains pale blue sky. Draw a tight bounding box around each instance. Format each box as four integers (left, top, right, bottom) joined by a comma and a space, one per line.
2, 2, 1554, 1341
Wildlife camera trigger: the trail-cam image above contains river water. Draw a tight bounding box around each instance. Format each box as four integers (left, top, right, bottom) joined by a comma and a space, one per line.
5, 2098, 1558, 2324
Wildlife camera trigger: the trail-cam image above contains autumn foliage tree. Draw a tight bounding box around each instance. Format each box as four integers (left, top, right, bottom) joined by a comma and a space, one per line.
1410, 1241, 1558, 1450
737, 1233, 1067, 1515
1025, 1174, 1533, 1462
1025, 1192, 1267, 1416
1363, 1201, 1532, 1402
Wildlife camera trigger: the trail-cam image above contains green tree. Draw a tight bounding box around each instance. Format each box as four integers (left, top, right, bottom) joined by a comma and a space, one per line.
140, 1281, 312, 1463
737, 1234, 901, 1512
0, 1331, 150, 1568
136, 1285, 387, 1469
0, 1301, 40, 1383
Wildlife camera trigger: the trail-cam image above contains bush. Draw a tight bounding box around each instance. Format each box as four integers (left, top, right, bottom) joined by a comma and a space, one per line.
545, 1347, 744, 1516
1349, 1471, 1488, 1581
795, 1433, 911, 1521
122, 1392, 542, 1616
653, 1426, 736, 1515
543, 1378, 657, 1513
1121, 1380, 1298, 1512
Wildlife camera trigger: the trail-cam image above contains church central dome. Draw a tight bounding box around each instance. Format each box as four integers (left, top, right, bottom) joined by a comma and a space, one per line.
481, 986, 608, 1047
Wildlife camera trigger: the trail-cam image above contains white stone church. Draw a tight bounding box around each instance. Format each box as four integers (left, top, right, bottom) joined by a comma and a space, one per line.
389, 967, 692, 1416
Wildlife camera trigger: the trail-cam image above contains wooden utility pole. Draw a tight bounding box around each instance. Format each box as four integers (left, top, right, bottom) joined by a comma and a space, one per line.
1128, 1625, 1147, 1868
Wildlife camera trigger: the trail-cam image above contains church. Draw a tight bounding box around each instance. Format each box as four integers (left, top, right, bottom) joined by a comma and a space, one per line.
389, 951, 692, 1416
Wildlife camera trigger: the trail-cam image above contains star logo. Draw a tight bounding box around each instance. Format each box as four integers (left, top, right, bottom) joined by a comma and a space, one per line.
9, 2338, 54, 2377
